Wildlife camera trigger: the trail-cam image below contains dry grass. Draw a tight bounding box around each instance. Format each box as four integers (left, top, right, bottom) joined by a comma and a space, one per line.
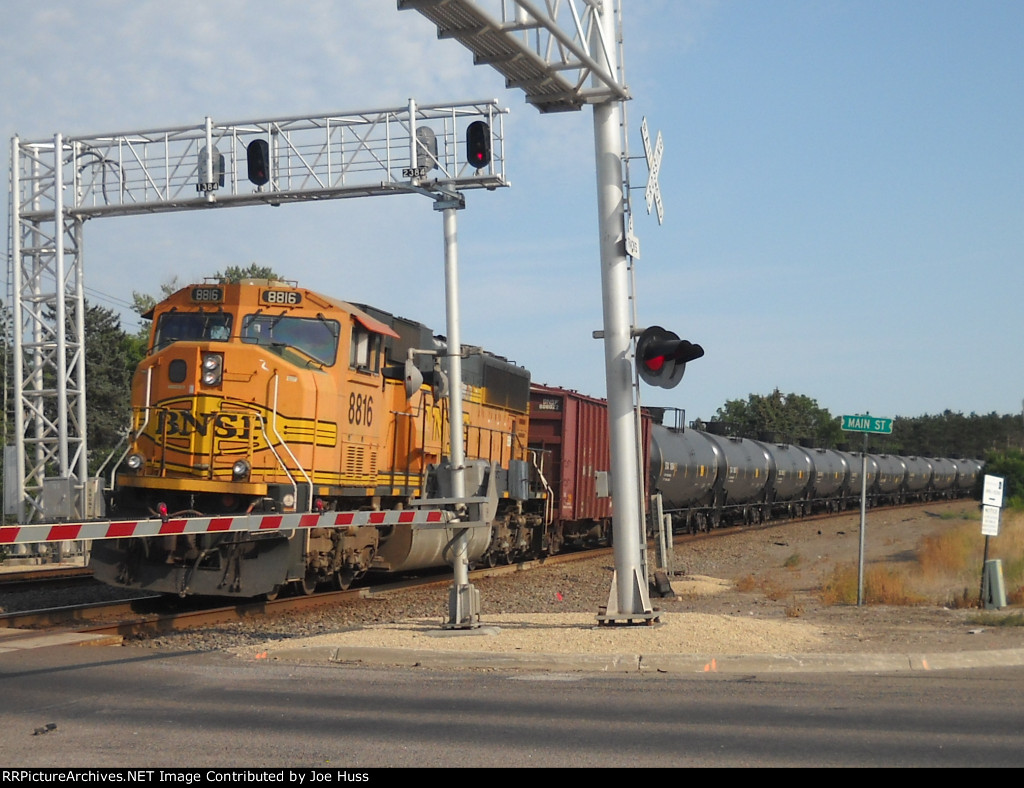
818, 508, 1024, 608
820, 564, 926, 606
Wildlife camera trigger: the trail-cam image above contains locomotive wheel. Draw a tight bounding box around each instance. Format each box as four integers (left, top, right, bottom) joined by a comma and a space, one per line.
264, 585, 282, 602
334, 569, 355, 591
299, 571, 318, 596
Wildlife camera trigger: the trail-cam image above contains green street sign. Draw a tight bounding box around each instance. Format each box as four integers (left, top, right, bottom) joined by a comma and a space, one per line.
841, 414, 893, 434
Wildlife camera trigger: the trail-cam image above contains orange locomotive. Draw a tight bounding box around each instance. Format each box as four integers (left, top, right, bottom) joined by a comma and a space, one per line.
92, 279, 546, 596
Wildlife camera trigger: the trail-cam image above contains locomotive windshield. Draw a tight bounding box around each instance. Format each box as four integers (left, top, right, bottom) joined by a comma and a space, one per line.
241, 313, 340, 366
153, 311, 232, 350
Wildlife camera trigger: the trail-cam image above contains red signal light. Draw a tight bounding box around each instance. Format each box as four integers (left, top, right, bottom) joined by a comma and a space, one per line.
636, 326, 704, 389
466, 121, 491, 169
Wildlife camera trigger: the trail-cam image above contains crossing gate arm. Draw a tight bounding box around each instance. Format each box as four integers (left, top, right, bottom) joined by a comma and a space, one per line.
0, 509, 454, 547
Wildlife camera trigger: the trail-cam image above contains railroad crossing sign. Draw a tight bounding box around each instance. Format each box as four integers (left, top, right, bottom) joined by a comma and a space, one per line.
841, 414, 893, 434
641, 117, 664, 225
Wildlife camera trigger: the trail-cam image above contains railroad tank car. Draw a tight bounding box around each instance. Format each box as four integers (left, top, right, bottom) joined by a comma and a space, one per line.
90, 279, 546, 597
929, 458, 958, 499
870, 454, 908, 504
648, 424, 721, 531
764, 443, 815, 516
954, 458, 983, 493
902, 456, 935, 500
804, 448, 850, 509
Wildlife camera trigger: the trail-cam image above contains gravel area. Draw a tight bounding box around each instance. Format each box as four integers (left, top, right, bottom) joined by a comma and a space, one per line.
7, 500, 1024, 658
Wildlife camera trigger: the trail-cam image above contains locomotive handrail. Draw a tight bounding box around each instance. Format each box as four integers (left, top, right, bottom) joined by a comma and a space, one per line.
268, 373, 313, 510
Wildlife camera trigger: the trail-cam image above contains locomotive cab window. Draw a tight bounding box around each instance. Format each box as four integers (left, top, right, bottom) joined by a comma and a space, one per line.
153, 312, 232, 350
241, 314, 340, 366
349, 323, 382, 375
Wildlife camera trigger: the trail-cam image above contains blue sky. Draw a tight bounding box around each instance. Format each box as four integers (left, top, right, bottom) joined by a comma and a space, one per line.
2, 0, 1021, 424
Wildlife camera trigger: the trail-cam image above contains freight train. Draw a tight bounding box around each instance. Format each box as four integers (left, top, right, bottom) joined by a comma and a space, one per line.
89, 279, 981, 599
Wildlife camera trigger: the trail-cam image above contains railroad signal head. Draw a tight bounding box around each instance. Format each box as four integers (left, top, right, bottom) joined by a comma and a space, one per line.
636, 326, 704, 389
416, 127, 438, 171
198, 145, 224, 191
246, 139, 270, 186
466, 121, 491, 169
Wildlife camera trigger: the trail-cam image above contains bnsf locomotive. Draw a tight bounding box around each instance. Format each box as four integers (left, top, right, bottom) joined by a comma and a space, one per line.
92, 279, 556, 597
90, 279, 981, 599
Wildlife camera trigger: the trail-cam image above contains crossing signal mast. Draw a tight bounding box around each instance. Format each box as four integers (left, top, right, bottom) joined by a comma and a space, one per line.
402, 0, 693, 625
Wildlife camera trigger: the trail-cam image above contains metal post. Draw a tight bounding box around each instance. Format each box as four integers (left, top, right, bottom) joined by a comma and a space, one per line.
53, 135, 69, 477
857, 433, 867, 606
438, 199, 480, 629
10, 135, 26, 522
593, 1, 655, 625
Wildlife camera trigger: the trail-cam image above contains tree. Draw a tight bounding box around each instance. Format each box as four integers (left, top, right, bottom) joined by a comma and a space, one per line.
979, 449, 1024, 507
214, 263, 284, 283
84, 304, 143, 475
713, 389, 840, 446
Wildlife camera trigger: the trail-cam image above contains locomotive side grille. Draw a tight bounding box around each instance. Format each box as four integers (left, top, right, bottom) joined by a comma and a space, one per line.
344, 446, 379, 482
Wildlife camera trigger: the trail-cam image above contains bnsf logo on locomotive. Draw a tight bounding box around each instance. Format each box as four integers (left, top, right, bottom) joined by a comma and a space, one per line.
142, 397, 337, 453
158, 410, 255, 440
261, 289, 302, 306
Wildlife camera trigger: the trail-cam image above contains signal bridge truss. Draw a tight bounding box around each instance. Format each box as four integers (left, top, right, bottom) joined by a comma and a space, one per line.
399, 0, 630, 113
7, 99, 508, 523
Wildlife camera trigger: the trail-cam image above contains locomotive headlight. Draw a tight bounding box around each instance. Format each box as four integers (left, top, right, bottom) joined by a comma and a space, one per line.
125, 453, 145, 472
201, 352, 223, 386
231, 459, 251, 480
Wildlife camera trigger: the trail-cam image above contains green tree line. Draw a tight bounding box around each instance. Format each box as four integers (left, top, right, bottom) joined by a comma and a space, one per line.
708, 388, 1024, 459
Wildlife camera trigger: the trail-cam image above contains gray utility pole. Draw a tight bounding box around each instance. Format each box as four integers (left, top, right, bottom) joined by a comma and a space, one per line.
402, 0, 657, 623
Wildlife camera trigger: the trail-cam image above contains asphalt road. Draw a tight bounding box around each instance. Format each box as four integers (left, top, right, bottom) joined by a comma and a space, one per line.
3, 645, 1024, 768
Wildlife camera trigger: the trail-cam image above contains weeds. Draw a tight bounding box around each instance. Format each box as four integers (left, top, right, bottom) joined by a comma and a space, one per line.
968, 611, 1024, 627
818, 509, 1024, 607
819, 564, 926, 606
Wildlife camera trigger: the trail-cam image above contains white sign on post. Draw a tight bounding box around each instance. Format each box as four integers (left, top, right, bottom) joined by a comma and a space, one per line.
983, 474, 1005, 508
982, 505, 1001, 537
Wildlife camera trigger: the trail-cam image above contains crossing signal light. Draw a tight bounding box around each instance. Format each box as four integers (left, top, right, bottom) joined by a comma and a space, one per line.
247, 139, 270, 186
636, 326, 704, 389
466, 121, 491, 169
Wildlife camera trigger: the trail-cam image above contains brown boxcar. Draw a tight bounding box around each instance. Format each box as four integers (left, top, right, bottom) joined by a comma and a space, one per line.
528, 384, 652, 549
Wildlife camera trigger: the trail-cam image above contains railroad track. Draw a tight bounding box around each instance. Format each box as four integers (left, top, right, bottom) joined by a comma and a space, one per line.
0, 501, 956, 648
